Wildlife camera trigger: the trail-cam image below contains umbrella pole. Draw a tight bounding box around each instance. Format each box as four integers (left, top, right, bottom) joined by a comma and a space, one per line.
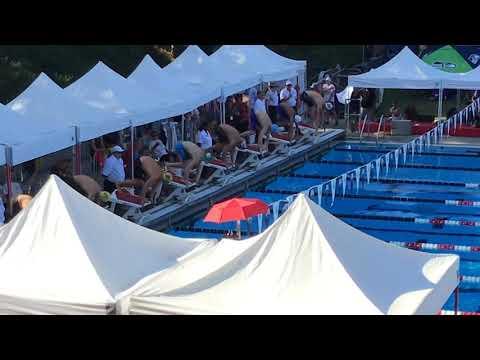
236, 220, 241, 240
454, 286, 460, 315
246, 219, 252, 237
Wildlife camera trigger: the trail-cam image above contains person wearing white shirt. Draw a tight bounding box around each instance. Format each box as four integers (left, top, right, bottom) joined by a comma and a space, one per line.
322, 77, 338, 126
280, 80, 298, 110
266, 84, 279, 123
102, 145, 126, 193
278, 80, 297, 141
197, 120, 214, 151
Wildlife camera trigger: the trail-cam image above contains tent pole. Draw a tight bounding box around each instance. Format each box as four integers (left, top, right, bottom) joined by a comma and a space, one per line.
346, 100, 350, 134
223, 100, 226, 125
130, 122, 135, 180
438, 87, 443, 118
454, 286, 460, 315
73, 126, 81, 175
3, 145, 13, 218
236, 220, 241, 240
181, 115, 185, 142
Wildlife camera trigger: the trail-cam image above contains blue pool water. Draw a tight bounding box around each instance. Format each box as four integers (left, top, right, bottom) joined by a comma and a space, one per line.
169, 142, 480, 313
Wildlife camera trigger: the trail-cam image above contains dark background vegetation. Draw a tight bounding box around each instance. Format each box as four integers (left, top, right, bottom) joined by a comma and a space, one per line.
0, 45, 364, 104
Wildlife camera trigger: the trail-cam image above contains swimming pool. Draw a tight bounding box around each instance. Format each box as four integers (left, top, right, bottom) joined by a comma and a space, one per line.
169, 141, 480, 313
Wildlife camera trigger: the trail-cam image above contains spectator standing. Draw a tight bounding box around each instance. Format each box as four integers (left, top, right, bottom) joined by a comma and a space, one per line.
280, 80, 298, 113
360, 88, 376, 122
322, 76, 337, 126
231, 94, 250, 132
266, 83, 279, 123
197, 120, 214, 151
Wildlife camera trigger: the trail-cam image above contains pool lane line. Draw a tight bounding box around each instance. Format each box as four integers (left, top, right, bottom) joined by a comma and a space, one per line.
260, 189, 480, 207
331, 212, 480, 228
440, 310, 480, 316
353, 225, 480, 239
313, 159, 480, 172
290, 173, 479, 188
334, 147, 480, 158
390, 241, 480, 253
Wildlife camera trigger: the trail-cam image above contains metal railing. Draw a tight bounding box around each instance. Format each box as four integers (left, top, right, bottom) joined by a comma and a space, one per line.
375, 115, 385, 145
359, 113, 369, 143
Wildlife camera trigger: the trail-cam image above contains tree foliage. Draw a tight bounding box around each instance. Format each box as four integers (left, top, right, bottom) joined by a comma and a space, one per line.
0, 45, 362, 104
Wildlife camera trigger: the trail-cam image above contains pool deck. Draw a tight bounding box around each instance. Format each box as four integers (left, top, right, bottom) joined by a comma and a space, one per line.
143, 128, 345, 231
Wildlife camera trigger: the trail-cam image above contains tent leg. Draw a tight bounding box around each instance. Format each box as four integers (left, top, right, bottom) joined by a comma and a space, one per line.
130, 123, 135, 180
73, 126, 81, 175
219, 101, 224, 125
454, 286, 460, 315
438, 88, 443, 118
3, 146, 13, 218
181, 115, 185, 142
236, 220, 241, 240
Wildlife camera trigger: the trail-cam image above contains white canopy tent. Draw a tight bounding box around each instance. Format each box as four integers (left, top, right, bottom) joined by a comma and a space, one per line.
0, 176, 213, 314
124, 194, 459, 315
8, 73, 130, 144
208, 46, 267, 98
240, 45, 307, 90
0, 102, 75, 166
443, 64, 480, 90
64, 62, 180, 128
129, 47, 224, 118
260, 45, 306, 72
348, 47, 458, 116
212, 45, 305, 86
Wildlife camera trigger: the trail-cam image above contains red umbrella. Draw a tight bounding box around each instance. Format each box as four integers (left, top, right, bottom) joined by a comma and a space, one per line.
204, 198, 269, 239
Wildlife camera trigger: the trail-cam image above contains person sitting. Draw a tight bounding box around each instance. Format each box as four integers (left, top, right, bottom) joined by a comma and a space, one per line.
148, 131, 168, 160
253, 91, 272, 152
213, 124, 244, 164
166, 141, 205, 181
197, 119, 214, 151
390, 101, 402, 121
101, 145, 126, 193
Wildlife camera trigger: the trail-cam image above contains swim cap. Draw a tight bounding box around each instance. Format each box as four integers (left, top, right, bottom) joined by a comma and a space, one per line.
98, 191, 111, 203
162, 172, 173, 183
